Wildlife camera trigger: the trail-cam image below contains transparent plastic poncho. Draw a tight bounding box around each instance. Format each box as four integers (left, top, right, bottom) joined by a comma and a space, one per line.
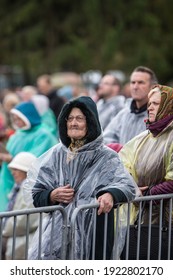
24, 135, 137, 259
119, 122, 173, 225
120, 123, 173, 187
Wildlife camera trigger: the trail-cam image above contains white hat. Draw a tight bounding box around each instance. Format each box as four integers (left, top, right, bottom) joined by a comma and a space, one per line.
8, 152, 36, 172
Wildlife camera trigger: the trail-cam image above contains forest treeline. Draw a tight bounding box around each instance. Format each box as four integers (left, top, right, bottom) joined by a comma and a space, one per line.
0, 0, 173, 84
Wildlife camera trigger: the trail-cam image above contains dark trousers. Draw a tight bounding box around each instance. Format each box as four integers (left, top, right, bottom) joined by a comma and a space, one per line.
90, 208, 114, 260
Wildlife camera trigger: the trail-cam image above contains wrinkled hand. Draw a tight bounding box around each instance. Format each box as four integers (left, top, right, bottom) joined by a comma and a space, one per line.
50, 184, 74, 204
97, 193, 114, 215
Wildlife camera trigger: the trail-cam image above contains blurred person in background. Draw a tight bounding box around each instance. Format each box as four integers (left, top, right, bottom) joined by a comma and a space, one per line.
58, 85, 89, 103
96, 74, 125, 131
121, 82, 132, 106
2, 92, 20, 134
31, 95, 57, 137
58, 85, 74, 102
2, 92, 21, 113
103, 66, 158, 145
0, 104, 8, 144
0, 101, 57, 212
19, 85, 37, 102
2, 152, 38, 260
122, 82, 131, 99
36, 74, 65, 120
19, 85, 58, 137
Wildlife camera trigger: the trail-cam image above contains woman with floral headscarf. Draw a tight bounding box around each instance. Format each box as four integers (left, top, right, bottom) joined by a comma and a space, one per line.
120, 84, 173, 224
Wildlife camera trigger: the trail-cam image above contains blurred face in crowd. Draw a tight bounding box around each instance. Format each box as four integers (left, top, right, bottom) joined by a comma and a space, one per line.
130, 71, 152, 108
2, 94, 20, 113
97, 75, 120, 99
37, 77, 51, 95
66, 108, 87, 140
20, 86, 37, 102
148, 88, 161, 123
10, 168, 27, 184
11, 114, 26, 129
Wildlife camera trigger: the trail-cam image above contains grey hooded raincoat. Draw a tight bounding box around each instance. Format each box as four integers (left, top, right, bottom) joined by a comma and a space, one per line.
24, 96, 137, 260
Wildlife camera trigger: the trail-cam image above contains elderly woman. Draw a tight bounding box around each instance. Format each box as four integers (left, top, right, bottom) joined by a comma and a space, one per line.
24, 96, 137, 260
120, 84, 173, 224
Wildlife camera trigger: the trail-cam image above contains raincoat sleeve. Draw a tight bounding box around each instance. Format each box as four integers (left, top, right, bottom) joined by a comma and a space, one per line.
150, 143, 173, 195
23, 144, 60, 206
119, 133, 144, 184
95, 150, 139, 203
97, 188, 127, 203
32, 188, 52, 207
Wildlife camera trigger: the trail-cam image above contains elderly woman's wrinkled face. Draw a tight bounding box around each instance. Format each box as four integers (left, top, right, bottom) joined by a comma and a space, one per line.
148, 89, 161, 123
67, 108, 87, 140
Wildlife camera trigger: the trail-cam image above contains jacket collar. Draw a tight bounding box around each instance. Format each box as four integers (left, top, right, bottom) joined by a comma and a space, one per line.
130, 100, 147, 114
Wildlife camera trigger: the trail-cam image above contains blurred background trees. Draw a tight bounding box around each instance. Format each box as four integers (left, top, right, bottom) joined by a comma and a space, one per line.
0, 0, 173, 85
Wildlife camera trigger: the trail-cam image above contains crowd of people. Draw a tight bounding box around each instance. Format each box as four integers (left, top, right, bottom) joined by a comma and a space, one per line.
0, 66, 172, 260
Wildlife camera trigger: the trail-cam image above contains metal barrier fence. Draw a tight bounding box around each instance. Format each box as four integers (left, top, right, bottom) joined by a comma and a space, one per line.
0, 194, 173, 260
0, 205, 68, 260
118, 193, 173, 260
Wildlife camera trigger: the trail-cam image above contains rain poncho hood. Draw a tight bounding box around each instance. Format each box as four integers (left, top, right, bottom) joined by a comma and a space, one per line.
58, 96, 102, 147
24, 96, 137, 259
11, 102, 41, 129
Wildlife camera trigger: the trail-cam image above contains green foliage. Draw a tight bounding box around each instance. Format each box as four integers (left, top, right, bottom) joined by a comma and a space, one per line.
0, 0, 173, 83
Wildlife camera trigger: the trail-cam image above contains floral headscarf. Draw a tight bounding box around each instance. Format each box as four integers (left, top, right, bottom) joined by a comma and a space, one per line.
154, 84, 173, 121
146, 84, 173, 136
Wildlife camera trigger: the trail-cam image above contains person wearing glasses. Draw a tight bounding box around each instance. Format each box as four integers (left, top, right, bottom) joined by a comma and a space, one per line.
24, 96, 138, 260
